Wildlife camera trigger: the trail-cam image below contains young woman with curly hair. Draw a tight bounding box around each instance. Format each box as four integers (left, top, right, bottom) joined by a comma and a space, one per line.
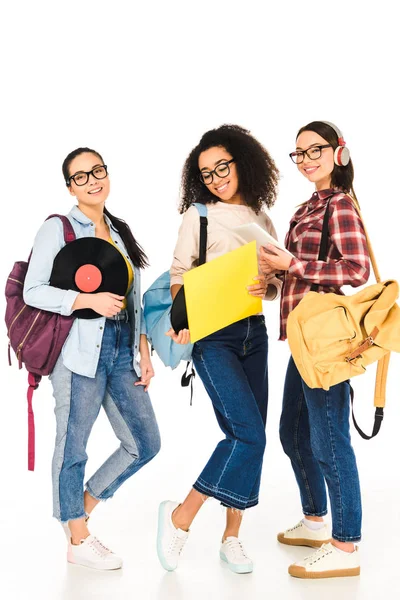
156, 124, 282, 574
259, 121, 370, 579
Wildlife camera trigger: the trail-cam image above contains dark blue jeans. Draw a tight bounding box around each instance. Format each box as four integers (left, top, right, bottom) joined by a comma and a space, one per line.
279, 357, 362, 542
192, 316, 268, 510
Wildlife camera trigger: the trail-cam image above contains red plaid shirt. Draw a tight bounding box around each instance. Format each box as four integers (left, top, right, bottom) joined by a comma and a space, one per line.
279, 189, 370, 340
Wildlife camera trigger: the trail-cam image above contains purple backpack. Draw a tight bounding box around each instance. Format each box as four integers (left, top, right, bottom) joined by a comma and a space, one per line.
5, 215, 76, 471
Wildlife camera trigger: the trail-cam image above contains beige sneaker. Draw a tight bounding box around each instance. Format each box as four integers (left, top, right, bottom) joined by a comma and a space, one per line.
277, 519, 331, 548
288, 542, 360, 579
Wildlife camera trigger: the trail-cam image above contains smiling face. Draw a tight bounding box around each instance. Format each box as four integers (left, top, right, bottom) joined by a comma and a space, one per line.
67, 152, 110, 208
198, 146, 242, 204
295, 130, 335, 191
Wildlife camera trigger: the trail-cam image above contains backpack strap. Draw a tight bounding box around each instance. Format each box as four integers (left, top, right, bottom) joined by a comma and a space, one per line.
310, 196, 333, 292
179, 204, 208, 399
350, 384, 384, 440
27, 215, 75, 262
193, 203, 208, 266
27, 372, 41, 471
181, 361, 196, 405
45, 214, 76, 244
25, 215, 75, 470
313, 194, 390, 437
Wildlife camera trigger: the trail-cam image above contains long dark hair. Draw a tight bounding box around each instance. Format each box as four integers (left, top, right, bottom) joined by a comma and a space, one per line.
179, 124, 279, 214
297, 121, 357, 199
62, 147, 148, 268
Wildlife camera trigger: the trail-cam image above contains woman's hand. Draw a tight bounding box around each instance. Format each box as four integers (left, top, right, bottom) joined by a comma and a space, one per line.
73, 292, 124, 317
134, 357, 155, 392
247, 273, 268, 298
259, 245, 292, 273
166, 328, 191, 345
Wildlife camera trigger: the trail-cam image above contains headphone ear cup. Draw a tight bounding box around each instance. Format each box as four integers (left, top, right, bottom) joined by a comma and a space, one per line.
334, 145, 350, 166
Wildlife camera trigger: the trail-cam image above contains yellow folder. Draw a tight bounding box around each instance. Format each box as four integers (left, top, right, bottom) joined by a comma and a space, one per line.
183, 241, 262, 343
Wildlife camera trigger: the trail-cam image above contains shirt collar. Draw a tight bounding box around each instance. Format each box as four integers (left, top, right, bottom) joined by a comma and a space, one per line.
309, 188, 336, 204
68, 205, 118, 232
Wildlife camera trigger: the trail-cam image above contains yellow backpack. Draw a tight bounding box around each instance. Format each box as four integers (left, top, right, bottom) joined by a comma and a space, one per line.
287, 196, 400, 439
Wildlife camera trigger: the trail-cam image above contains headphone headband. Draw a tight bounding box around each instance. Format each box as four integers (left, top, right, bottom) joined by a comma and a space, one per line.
321, 121, 345, 144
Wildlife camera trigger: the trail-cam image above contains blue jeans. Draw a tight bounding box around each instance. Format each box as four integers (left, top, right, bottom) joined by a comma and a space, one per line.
279, 357, 362, 542
192, 316, 268, 510
50, 319, 161, 522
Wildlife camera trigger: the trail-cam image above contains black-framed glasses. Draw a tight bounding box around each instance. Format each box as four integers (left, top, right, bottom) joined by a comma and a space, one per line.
289, 145, 331, 164
199, 159, 235, 185
67, 165, 108, 186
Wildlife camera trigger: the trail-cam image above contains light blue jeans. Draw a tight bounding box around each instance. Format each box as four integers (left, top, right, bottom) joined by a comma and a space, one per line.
50, 317, 161, 522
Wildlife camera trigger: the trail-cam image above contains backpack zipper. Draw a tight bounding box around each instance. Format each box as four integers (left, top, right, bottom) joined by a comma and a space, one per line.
16, 311, 41, 369
8, 304, 27, 337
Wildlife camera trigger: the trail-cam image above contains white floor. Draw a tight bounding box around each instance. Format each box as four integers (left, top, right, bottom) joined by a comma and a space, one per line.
2, 340, 400, 600
2, 478, 398, 600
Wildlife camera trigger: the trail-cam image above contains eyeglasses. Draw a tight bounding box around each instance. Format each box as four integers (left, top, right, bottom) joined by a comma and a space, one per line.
199, 159, 235, 185
289, 145, 331, 164
67, 165, 108, 186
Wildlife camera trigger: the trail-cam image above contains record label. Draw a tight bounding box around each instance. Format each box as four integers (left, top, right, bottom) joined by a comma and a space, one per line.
50, 237, 129, 319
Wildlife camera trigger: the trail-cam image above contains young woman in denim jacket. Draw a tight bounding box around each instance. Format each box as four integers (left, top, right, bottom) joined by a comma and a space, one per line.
156, 124, 282, 574
24, 147, 160, 570
259, 122, 370, 579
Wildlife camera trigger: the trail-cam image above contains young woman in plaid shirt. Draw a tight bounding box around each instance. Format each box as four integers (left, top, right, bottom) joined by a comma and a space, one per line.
260, 121, 370, 579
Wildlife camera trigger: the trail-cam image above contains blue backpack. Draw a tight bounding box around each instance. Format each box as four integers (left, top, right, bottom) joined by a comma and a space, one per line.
143, 203, 208, 370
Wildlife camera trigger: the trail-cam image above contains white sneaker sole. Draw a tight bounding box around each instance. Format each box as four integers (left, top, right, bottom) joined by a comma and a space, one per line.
67, 546, 122, 570
220, 551, 253, 574
157, 501, 178, 572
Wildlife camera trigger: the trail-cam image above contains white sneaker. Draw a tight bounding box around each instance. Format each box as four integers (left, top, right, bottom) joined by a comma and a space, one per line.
67, 535, 123, 570
288, 542, 360, 579
61, 522, 71, 543
157, 500, 189, 571
220, 537, 253, 574
277, 519, 331, 548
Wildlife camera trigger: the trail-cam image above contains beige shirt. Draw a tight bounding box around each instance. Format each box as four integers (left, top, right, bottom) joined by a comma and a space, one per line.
170, 202, 282, 300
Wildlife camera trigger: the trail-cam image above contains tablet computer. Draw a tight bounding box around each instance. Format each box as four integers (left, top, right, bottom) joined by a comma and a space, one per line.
233, 222, 294, 256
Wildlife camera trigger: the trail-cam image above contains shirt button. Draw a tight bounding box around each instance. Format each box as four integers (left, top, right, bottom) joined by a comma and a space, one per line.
90, 223, 93, 226
135, 310, 138, 314
100, 326, 103, 330
96, 345, 100, 348
114, 240, 118, 243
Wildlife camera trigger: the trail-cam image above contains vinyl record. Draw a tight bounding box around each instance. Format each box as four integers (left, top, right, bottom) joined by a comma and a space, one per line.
170, 285, 189, 333
50, 238, 129, 319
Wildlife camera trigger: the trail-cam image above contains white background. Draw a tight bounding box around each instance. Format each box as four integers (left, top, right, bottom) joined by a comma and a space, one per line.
1, 1, 399, 599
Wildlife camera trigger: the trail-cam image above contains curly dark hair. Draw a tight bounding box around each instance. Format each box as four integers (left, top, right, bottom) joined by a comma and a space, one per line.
297, 121, 357, 199
179, 124, 279, 214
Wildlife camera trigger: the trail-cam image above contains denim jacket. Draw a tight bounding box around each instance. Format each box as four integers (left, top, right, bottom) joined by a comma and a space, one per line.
23, 205, 146, 378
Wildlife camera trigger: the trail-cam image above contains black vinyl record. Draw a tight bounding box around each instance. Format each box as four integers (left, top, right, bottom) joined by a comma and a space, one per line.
50, 238, 129, 319
170, 285, 189, 333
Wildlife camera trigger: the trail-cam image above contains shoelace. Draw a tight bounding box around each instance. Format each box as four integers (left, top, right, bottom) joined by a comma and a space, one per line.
224, 538, 250, 560
87, 536, 113, 558
168, 533, 187, 556
303, 543, 332, 565
286, 520, 304, 532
